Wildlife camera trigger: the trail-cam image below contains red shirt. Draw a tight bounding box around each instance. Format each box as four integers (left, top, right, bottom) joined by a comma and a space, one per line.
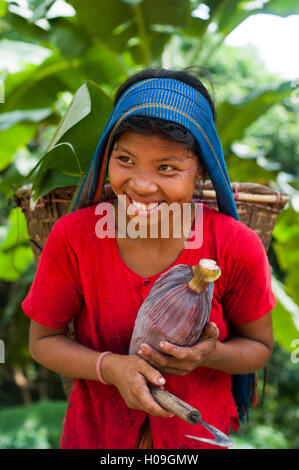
22, 201, 276, 449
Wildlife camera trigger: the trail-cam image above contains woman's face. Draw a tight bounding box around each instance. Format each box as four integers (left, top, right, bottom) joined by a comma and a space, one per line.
108, 130, 204, 228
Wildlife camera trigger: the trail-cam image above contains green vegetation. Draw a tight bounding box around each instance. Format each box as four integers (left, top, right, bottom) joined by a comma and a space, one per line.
0, 400, 67, 449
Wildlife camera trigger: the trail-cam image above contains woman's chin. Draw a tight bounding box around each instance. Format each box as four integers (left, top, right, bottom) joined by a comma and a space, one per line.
114, 195, 190, 238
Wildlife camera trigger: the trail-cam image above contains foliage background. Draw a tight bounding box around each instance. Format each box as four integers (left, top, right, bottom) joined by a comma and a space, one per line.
0, 0, 298, 449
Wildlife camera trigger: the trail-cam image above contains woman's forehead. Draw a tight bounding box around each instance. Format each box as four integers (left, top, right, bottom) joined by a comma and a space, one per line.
113, 130, 192, 152
111, 133, 199, 166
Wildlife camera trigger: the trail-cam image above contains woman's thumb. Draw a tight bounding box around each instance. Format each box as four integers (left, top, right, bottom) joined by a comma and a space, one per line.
202, 322, 219, 338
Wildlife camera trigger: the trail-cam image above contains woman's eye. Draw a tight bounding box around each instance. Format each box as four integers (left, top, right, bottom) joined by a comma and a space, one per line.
115, 157, 176, 172
159, 164, 176, 172
116, 156, 133, 164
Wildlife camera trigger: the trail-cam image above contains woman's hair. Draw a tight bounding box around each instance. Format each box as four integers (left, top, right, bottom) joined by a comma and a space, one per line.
110, 67, 216, 172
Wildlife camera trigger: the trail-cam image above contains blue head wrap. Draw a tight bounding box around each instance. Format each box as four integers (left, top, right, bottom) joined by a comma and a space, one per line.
73, 78, 238, 219
72, 77, 254, 421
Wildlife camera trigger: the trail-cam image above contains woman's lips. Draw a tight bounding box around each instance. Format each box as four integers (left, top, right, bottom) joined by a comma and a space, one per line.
125, 194, 165, 216
126, 194, 164, 205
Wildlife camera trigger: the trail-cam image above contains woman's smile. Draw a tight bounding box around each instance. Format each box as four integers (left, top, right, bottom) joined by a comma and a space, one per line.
126, 193, 164, 216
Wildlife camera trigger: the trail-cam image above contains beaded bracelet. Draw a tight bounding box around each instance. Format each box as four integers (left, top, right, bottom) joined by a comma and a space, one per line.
96, 351, 113, 385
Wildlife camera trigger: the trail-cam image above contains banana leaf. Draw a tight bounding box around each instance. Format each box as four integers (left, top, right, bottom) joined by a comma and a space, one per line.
25, 80, 113, 200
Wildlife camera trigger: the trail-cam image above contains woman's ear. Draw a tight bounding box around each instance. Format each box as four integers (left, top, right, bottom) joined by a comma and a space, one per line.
197, 164, 205, 180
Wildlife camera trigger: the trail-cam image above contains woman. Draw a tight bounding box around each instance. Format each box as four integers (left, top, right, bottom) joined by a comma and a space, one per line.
22, 68, 275, 449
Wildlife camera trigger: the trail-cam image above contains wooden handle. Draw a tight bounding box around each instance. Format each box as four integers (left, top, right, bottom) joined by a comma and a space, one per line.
148, 385, 201, 425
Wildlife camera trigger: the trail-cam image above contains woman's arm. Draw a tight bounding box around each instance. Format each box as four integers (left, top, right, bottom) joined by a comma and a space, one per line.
204, 312, 273, 374
29, 319, 101, 381
137, 312, 274, 375
29, 319, 173, 418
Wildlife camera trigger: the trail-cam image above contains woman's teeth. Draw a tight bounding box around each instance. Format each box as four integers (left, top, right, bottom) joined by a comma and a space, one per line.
131, 200, 160, 210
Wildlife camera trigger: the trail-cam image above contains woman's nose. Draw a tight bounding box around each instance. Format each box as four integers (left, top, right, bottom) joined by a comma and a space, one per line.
129, 172, 159, 194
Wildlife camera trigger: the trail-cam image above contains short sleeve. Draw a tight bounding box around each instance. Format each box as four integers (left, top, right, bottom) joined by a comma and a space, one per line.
22, 219, 84, 329
221, 223, 277, 326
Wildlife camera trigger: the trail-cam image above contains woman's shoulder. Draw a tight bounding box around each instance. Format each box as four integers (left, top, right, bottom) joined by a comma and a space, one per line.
52, 205, 94, 233
201, 203, 265, 251
53, 200, 114, 233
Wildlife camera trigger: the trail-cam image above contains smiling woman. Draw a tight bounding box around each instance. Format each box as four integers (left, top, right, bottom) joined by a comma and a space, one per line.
21, 67, 276, 450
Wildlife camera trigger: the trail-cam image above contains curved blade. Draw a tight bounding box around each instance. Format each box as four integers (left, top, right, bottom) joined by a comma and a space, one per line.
185, 418, 233, 448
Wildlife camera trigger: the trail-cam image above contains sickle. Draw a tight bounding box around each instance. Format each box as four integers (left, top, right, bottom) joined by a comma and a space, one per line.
149, 385, 233, 448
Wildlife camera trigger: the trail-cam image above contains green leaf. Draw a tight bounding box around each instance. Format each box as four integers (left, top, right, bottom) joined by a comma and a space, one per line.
30, 80, 113, 199
0, 109, 54, 131
4, 13, 91, 61
0, 246, 33, 282
142, 0, 190, 28
27, 0, 56, 22
216, 82, 292, 152
216, 0, 257, 37
0, 164, 25, 199
2, 11, 50, 43
31, 142, 81, 198
262, 0, 299, 16
273, 206, 299, 308
31, 169, 80, 200
0, 0, 7, 17
69, 0, 189, 64
2, 51, 84, 112
46, 17, 91, 60
56, 81, 113, 171
32, 142, 82, 200
226, 153, 278, 183
0, 125, 37, 171
69, 0, 133, 37
184, 16, 208, 37
47, 80, 113, 165
76, 43, 127, 85
0, 208, 33, 282
48, 82, 91, 147
105, 20, 137, 54
1, 208, 29, 251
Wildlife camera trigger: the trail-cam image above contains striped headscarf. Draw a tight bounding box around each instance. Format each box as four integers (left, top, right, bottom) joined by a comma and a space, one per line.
72, 77, 238, 219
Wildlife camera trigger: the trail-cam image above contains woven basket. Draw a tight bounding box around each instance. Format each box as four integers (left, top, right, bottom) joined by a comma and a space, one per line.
15, 182, 289, 398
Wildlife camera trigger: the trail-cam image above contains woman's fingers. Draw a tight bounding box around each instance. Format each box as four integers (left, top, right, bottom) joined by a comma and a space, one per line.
137, 354, 166, 385
107, 354, 174, 417
200, 322, 219, 339
137, 330, 220, 375
138, 342, 195, 369
134, 380, 174, 418
131, 361, 174, 417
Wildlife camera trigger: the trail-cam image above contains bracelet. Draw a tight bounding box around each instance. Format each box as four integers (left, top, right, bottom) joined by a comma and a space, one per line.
96, 351, 113, 385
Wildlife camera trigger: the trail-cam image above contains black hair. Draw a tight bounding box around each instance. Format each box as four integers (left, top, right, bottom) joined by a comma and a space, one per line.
110, 67, 217, 172
110, 116, 200, 160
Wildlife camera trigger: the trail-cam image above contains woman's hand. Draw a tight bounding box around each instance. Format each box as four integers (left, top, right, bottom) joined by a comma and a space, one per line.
137, 322, 219, 376
100, 353, 174, 418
